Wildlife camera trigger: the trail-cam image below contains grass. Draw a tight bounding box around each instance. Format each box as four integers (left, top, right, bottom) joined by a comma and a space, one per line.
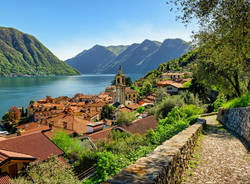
222, 92, 250, 109
181, 132, 203, 182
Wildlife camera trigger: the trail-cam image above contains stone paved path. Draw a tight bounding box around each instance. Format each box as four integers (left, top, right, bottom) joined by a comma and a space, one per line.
182, 116, 250, 184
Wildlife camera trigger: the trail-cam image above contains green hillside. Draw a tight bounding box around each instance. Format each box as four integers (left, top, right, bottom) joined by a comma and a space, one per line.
143, 49, 198, 80
0, 27, 80, 76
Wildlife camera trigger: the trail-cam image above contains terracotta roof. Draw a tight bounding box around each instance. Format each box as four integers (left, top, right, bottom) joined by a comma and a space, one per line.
119, 107, 132, 113
87, 127, 114, 142
157, 80, 184, 88
168, 82, 183, 88
17, 122, 49, 135
126, 104, 140, 110
157, 80, 174, 86
162, 72, 184, 76
0, 149, 36, 167
121, 116, 158, 135
0, 131, 64, 162
0, 173, 10, 184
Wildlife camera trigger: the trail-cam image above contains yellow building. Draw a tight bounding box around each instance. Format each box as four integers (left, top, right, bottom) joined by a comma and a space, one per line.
0, 149, 35, 177
125, 87, 138, 103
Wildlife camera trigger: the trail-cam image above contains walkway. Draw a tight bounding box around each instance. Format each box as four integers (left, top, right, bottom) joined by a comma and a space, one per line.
182, 116, 250, 184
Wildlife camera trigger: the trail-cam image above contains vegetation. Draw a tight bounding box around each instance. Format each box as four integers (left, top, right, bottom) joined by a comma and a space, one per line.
84, 102, 203, 183
100, 104, 116, 120
136, 106, 145, 114
51, 131, 83, 158
8, 106, 21, 123
11, 156, 81, 184
115, 111, 136, 126
222, 92, 250, 109
0, 27, 79, 76
168, 0, 249, 97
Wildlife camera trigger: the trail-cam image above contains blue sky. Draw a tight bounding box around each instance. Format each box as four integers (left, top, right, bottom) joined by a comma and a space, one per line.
1, 0, 196, 60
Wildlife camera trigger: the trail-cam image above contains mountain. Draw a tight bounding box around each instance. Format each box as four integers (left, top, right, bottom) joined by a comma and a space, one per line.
0, 27, 79, 77
66, 45, 117, 74
66, 38, 190, 74
106, 45, 129, 56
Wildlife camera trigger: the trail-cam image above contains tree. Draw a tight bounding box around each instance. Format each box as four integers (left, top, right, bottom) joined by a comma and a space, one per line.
167, 0, 250, 97
100, 104, 116, 120
11, 156, 81, 184
116, 111, 136, 126
8, 106, 21, 122
125, 77, 133, 87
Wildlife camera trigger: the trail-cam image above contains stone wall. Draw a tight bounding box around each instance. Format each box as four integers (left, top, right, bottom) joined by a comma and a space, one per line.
217, 107, 250, 144
104, 119, 206, 184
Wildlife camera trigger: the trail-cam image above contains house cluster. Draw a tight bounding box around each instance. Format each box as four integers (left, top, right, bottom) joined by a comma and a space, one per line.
157, 71, 192, 95
0, 66, 160, 183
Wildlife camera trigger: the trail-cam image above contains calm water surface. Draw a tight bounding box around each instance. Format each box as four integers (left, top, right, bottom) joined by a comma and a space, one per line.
0, 74, 143, 119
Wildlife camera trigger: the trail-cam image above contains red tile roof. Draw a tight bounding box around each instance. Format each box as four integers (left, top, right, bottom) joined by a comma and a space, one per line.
126, 104, 140, 110
119, 107, 132, 113
0, 173, 10, 184
0, 149, 36, 167
0, 131, 64, 162
157, 80, 183, 88
87, 127, 115, 142
121, 116, 158, 135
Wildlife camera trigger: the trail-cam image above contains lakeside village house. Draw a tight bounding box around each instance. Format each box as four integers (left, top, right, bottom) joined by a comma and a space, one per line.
157, 72, 192, 95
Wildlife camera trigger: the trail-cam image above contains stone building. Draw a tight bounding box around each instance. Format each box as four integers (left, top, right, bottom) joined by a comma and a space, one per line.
114, 66, 126, 105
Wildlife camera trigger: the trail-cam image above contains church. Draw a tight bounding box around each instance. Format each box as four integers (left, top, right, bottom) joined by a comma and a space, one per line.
111, 66, 137, 105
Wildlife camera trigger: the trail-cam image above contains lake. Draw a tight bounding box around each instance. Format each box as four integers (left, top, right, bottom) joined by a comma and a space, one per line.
0, 74, 143, 119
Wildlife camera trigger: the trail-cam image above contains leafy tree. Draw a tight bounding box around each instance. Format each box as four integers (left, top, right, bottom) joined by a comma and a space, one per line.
2, 112, 9, 121
154, 95, 185, 119
167, 0, 250, 97
8, 106, 21, 122
100, 104, 116, 120
11, 156, 81, 184
115, 111, 136, 126
136, 106, 145, 114
125, 77, 133, 87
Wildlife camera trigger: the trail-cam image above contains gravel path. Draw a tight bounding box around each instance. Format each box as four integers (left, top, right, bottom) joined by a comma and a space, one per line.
182, 116, 250, 184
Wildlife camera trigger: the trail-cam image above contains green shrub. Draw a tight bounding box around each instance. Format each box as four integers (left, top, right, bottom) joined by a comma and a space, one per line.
212, 95, 226, 111
136, 106, 145, 114
92, 151, 130, 182
222, 92, 250, 109
154, 95, 185, 119
115, 111, 136, 126
11, 156, 81, 184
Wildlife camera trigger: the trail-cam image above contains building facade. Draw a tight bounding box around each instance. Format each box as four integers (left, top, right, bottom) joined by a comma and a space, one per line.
115, 66, 126, 105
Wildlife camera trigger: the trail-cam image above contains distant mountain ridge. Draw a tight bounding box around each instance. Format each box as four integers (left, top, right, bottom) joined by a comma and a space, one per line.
0, 27, 79, 77
66, 38, 190, 74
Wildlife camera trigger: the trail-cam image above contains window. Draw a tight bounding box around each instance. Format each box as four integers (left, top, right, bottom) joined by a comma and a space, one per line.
63, 121, 67, 129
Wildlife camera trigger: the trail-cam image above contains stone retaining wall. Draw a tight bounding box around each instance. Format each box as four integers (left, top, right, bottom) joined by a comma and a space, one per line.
217, 107, 250, 144
105, 119, 206, 184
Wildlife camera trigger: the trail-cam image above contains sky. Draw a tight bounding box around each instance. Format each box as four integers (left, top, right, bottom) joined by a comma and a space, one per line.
0, 0, 196, 60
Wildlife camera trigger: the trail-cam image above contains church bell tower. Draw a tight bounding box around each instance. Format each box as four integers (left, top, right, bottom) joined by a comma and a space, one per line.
115, 66, 126, 104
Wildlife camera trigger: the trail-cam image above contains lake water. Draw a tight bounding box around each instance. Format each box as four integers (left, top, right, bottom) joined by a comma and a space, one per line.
0, 74, 143, 119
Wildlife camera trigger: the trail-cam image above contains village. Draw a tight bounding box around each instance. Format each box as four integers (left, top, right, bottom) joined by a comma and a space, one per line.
0, 67, 192, 183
